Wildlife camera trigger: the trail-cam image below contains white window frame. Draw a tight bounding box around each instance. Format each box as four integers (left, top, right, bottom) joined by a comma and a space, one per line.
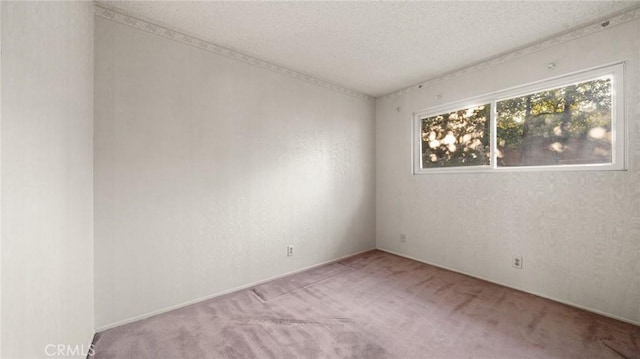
413, 62, 625, 175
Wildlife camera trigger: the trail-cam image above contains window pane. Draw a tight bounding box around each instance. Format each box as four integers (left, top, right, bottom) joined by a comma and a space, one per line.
496, 77, 613, 167
421, 104, 491, 168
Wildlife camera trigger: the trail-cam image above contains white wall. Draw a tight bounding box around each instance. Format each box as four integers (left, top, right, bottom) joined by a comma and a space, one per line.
0, 2, 3, 356
376, 19, 640, 324
1, 2, 95, 358
94, 17, 376, 329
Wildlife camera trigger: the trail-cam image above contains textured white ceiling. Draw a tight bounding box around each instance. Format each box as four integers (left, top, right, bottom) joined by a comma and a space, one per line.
98, 1, 640, 97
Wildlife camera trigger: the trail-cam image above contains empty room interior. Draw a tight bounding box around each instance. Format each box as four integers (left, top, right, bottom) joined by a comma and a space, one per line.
2, 1, 640, 358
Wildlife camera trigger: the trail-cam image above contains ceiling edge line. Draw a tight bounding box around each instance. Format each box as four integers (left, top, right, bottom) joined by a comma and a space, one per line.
378, 5, 640, 101
94, 5, 374, 103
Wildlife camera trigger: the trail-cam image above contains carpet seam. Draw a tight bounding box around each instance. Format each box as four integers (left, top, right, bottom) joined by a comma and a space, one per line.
252, 264, 356, 302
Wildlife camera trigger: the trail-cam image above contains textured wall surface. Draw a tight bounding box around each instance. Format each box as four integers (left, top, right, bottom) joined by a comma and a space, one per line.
376, 20, 640, 324
0, 3, 3, 356
1, 2, 95, 358
94, 17, 376, 329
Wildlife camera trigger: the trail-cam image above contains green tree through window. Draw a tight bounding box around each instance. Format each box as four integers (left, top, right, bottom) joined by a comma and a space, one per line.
421, 104, 491, 168
414, 64, 623, 173
496, 77, 612, 167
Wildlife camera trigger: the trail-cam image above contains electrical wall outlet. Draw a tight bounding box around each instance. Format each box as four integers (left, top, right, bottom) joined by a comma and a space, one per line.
512, 256, 523, 269
287, 245, 294, 257
400, 233, 407, 243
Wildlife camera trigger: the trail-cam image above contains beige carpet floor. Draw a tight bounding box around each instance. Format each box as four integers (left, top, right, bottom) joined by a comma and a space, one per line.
92, 250, 639, 358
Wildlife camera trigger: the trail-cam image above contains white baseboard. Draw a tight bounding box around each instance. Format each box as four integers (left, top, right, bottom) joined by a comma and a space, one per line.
95, 247, 376, 332
97, 246, 638, 331
377, 247, 640, 327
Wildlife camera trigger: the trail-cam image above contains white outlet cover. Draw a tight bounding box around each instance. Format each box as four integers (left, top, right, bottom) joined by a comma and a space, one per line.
513, 256, 523, 269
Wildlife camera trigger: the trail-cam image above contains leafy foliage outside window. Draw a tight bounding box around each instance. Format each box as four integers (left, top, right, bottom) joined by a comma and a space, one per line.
496, 77, 612, 167
414, 64, 622, 173
421, 105, 490, 168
